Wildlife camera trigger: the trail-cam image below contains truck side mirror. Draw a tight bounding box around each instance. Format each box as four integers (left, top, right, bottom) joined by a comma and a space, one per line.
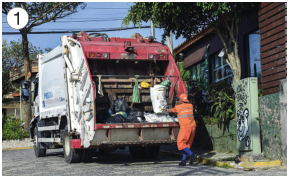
21, 81, 31, 102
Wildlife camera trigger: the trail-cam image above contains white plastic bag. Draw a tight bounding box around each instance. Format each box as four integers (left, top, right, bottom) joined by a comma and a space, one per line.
144, 112, 177, 122
150, 85, 168, 114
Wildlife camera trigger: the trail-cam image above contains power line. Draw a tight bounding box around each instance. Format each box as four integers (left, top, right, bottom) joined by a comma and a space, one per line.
2, 18, 125, 23
2, 26, 151, 35
84, 8, 129, 9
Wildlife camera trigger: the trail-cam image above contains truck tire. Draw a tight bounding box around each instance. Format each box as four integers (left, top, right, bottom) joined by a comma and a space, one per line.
129, 146, 147, 159
81, 149, 94, 162
147, 146, 160, 158
33, 124, 46, 157
63, 125, 82, 163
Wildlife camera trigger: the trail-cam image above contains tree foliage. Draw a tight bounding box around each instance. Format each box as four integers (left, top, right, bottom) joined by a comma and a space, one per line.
2, 2, 86, 32
123, 2, 259, 85
2, 39, 42, 95
2, 2, 86, 129
176, 62, 191, 82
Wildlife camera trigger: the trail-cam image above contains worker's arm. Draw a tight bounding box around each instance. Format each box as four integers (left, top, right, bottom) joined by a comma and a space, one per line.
167, 106, 177, 113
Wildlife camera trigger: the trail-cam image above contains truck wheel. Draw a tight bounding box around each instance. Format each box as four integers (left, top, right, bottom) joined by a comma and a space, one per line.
147, 146, 160, 158
33, 124, 46, 157
63, 125, 82, 163
81, 149, 94, 162
129, 146, 146, 159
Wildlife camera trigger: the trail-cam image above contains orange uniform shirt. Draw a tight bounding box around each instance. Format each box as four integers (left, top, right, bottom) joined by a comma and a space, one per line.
171, 103, 197, 128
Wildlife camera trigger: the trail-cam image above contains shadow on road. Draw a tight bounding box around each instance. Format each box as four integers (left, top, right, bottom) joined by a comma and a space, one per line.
45, 148, 180, 165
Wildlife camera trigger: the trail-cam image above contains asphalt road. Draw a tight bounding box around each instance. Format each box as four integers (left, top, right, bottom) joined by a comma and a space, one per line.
2, 147, 287, 176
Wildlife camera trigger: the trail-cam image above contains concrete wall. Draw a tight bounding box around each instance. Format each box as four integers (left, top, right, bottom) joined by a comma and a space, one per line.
5, 108, 21, 119
279, 79, 287, 165
192, 120, 238, 154
259, 92, 283, 163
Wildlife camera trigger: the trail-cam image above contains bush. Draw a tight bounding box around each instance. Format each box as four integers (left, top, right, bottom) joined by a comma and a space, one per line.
2, 115, 29, 140
207, 81, 235, 122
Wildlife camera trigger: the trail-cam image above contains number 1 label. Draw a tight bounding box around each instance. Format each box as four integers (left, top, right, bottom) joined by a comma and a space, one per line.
7, 7, 29, 30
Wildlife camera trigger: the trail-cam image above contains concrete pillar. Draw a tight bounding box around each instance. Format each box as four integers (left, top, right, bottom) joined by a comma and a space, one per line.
279, 79, 287, 165
167, 30, 173, 54
150, 20, 155, 39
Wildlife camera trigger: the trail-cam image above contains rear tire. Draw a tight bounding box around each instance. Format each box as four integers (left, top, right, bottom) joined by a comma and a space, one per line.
63, 125, 82, 163
33, 124, 46, 157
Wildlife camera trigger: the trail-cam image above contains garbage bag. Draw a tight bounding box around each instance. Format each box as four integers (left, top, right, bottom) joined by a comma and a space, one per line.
160, 79, 171, 87
150, 85, 168, 114
110, 97, 128, 113
96, 110, 109, 123
144, 112, 177, 123
106, 114, 129, 123
117, 111, 127, 118
128, 107, 143, 118
132, 75, 141, 103
141, 81, 150, 88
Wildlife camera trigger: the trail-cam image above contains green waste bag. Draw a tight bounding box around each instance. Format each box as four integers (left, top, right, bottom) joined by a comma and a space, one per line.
132, 75, 141, 103
160, 79, 171, 87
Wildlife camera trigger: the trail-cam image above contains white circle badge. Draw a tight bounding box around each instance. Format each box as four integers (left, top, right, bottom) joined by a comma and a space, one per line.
6, 7, 29, 30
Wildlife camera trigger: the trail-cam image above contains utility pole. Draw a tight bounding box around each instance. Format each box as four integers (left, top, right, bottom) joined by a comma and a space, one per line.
167, 30, 173, 54
150, 20, 155, 39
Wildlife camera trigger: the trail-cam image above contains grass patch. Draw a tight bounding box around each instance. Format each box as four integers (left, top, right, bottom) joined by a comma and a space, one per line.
216, 163, 232, 169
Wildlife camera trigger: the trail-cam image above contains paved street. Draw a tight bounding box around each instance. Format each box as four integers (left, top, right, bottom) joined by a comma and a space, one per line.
2, 147, 287, 176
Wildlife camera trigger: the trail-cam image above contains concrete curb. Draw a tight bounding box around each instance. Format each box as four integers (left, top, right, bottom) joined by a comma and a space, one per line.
159, 150, 281, 168
2, 138, 33, 150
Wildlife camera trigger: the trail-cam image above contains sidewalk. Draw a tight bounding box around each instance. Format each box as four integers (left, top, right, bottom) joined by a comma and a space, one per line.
159, 144, 282, 169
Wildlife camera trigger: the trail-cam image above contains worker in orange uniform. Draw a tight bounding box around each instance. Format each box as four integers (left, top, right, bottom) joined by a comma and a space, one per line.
167, 93, 197, 166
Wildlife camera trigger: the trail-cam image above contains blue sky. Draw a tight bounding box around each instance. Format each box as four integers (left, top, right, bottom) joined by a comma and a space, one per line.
2, 2, 186, 52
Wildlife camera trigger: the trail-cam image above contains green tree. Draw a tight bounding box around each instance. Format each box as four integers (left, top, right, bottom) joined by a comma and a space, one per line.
176, 62, 191, 82
122, 2, 259, 86
2, 39, 42, 95
2, 2, 86, 129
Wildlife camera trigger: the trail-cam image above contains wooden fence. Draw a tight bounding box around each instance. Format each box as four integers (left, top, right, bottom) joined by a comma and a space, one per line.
259, 2, 287, 96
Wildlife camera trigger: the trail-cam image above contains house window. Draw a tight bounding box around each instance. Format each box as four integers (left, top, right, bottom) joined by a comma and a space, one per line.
190, 60, 207, 88
248, 30, 261, 78
212, 54, 233, 84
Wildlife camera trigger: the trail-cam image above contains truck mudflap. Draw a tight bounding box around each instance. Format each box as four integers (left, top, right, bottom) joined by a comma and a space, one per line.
70, 122, 180, 149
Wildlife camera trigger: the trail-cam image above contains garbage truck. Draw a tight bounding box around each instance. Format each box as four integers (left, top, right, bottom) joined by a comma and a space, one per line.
24, 31, 187, 163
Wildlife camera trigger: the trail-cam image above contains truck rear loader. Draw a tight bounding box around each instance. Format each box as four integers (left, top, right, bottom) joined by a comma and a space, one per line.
24, 31, 187, 163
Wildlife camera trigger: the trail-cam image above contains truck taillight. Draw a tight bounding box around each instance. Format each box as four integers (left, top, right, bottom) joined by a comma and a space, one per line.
160, 53, 166, 59
89, 52, 95, 57
155, 54, 160, 59
148, 54, 154, 59
103, 53, 108, 58
96, 52, 101, 58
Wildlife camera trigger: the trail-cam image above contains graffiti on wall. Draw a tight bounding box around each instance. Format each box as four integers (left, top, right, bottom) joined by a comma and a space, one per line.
237, 108, 249, 142
236, 84, 248, 107
236, 81, 250, 146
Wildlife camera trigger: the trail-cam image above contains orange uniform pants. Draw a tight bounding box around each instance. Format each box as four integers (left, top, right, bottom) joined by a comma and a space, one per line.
177, 127, 196, 150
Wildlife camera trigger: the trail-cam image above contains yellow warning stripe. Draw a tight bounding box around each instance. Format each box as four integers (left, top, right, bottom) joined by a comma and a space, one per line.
2, 147, 33, 151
